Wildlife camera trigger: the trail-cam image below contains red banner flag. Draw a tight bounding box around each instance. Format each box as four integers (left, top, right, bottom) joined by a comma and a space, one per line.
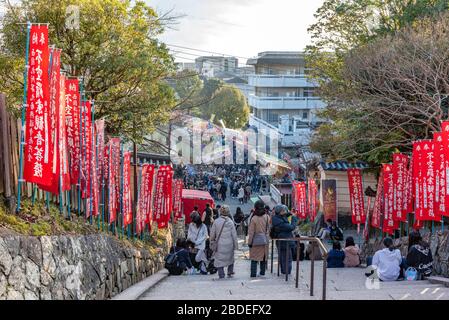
292, 181, 307, 219
173, 179, 184, 220
144, 164, 155, 228
107, 138, 120, 223
308, 179, 318, 222
412, 141, 425, 221
95, 119, 105, 179
392, 153, 408, 221
37, 48, 60, 194
434, 132, 447, 218
404, 155, 414, 215
442, 121, 449, 216
383, 164, 399, 234
136, 164, 149, 234
122, 152, 132, 227
298, 182, 308, 219
59, 74, 70, 192
347, 168, 366, 225
165, 166, 174, 227
91, 128, 100, 217
371, 170, 384, 229
65, 78, 81, 185
154, 165, 174, 229
81, 101, 92, 199
23, 25, 52, 186
421, 140, 440, 221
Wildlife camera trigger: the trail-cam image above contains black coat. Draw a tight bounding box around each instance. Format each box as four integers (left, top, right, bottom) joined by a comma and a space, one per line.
406, 244, 433, 277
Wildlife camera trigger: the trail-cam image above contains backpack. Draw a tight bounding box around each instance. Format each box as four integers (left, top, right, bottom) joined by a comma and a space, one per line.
164, 249, 182, 272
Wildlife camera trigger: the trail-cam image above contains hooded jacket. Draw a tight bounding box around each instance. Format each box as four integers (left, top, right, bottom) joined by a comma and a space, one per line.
372, 248, 402, 281
343, 245, 361, 267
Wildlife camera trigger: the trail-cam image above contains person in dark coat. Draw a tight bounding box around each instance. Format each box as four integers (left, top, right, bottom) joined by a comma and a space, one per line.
271, 205, 298, 275
167, 239, 194, 275
327, 241, 345, 268
406, 231, 433, 279
202, 203, 214, 234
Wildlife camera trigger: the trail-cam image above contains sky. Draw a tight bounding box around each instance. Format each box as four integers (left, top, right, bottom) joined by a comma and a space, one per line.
148, 0, 325, 65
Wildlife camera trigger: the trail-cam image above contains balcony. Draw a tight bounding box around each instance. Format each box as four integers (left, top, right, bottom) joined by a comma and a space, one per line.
249, 114, 312, 147
248, 95, 326, 110
249, 114, 280, 133
248, 74, 319, 88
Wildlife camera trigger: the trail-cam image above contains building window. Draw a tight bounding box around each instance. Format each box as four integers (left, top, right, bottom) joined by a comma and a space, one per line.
302, 112, 308, 120
303, 89, 315, 97
268, 111, 279, 123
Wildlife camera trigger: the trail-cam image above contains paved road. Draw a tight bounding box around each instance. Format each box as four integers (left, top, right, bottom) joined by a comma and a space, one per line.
139, 196, 449, 300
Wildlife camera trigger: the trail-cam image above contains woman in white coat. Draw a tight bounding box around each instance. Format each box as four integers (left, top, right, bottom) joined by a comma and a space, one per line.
187, 213, 209, 275
210, 205, 238, 279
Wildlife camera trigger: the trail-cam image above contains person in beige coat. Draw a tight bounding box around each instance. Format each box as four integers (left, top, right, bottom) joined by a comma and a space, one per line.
343, 237, 361, 267
248, 200, 270, 277
210, 205, 238, 279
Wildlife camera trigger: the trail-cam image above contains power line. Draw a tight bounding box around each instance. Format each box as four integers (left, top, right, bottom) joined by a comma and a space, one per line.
170, 50, 251, 68
169, 45, 311, 75
166, 43, 252, 61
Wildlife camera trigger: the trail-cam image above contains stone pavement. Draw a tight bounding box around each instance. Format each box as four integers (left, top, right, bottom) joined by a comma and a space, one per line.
137, 195, 449, 301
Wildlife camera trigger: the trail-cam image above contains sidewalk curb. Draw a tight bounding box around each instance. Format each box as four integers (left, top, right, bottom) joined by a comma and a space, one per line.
111, 269, 169, 300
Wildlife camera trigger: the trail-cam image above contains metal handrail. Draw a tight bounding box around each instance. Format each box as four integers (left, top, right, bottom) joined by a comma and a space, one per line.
270, 237, 328, 300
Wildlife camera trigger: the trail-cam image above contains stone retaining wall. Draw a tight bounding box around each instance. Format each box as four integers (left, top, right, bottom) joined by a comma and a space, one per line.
361, 231, 449, 278
0, 231, 172, 300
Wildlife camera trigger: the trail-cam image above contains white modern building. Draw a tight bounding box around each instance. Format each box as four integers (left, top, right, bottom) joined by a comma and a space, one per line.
195, 56, 239, 78
246, 51, 326, 148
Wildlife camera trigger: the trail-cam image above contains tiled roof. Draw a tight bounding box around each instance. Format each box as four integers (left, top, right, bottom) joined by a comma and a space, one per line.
319, 160, 369, 171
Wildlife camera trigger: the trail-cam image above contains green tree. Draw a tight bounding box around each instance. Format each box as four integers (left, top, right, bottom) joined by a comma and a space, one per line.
204, 85, 249, 129
306, 0, 449, 164
172, 69, 203, 117
0, 0, 176, 143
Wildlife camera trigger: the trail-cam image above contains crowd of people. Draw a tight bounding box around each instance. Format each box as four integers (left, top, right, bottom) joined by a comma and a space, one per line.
180, 164, 270, 202
166, 163, 434, 283
166, 199, 434, 282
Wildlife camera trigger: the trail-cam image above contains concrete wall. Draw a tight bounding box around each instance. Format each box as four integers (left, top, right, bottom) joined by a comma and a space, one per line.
0, 231, 172, 300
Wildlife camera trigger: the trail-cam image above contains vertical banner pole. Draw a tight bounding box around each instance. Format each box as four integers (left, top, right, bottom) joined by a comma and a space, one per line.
67, 190, 71, 219
46, 192, 50, 210
77, 80, 84, 216
90, 100, 95, 225
59, 172, 63, 214
101, 174, 105, 232
16, 21, 32, 213
31, 184, 36, 205
120, 145, 124, 239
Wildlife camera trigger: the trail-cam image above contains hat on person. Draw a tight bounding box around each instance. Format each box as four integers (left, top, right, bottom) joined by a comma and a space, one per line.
220, 205, 231, 217
274, 204, 285, 215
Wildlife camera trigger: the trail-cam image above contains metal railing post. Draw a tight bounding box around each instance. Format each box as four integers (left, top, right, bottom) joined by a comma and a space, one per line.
322, 257, 327, 300
295, 239, 300, 289
285, 242, 289, 281
277, 240, 280, 277
310, 242, 315, 296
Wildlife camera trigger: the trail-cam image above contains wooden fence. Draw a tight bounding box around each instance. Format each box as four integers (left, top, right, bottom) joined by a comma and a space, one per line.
0, 93, 22, 205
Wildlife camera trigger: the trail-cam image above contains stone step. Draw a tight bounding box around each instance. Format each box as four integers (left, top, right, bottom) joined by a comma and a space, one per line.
427, 276, 449, 287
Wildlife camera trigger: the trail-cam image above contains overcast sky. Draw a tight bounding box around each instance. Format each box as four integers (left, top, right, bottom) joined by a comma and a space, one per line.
148, 0, 324, 65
